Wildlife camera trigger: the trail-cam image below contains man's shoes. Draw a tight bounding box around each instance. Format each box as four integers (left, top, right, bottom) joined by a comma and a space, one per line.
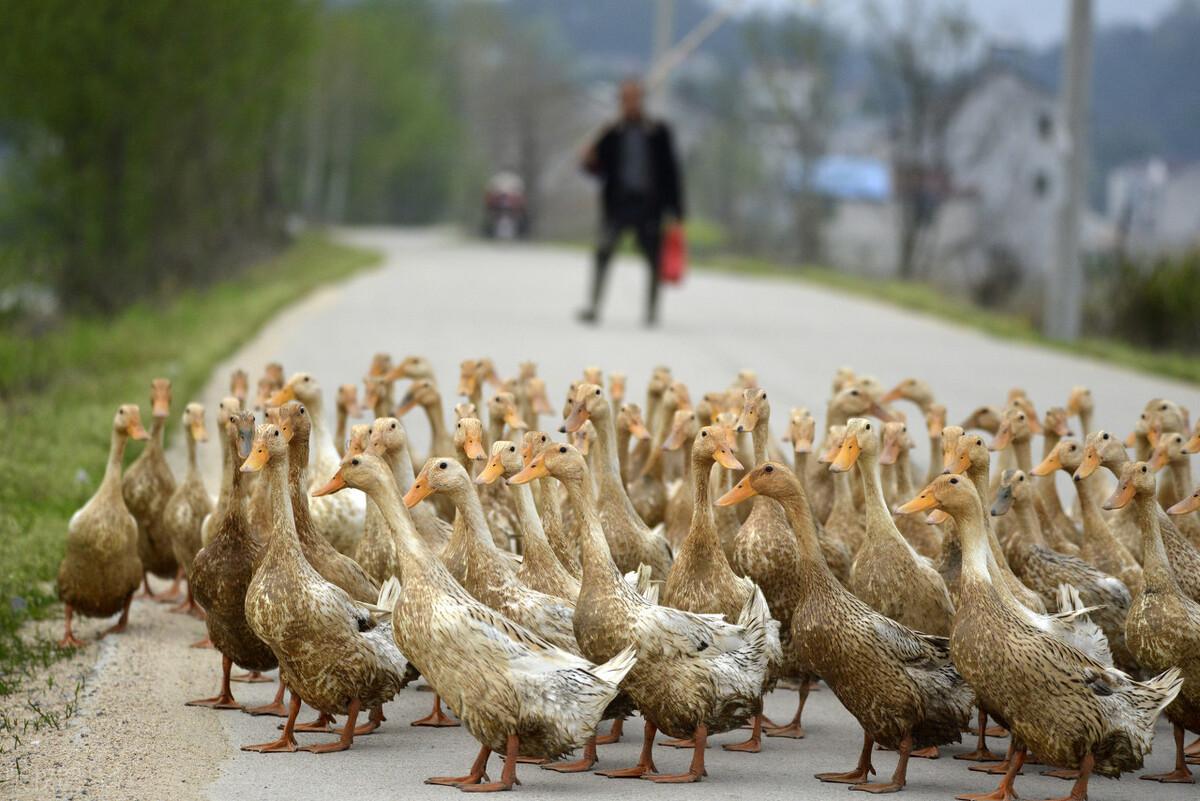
577, 308, 598, 325
644, 313, 658, 329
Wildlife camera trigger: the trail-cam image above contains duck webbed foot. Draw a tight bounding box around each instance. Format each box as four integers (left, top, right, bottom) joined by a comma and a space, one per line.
542, 736, 597, 773
426, 742, 493, 787
956, 746, 1025, 801
1039, 753, 1092, 801
299, 700, 361, 753
189, 636, 213, 649
186, 656, 243, 710
231, 670, 273, 684
723, 713, 764, 753
643, 724, 707, 783
58, 605, 85, 649
334, 705, 384, 737
169, 585, 205, 619
1142, 725, 1195, 783
850, 733, 912, 794
241, 691, 301, 753
291, 711, 337, 733
765, 681, 809, 739
99, 596, 133, 638
595, 717, 624, 744
817, 730, 876, 784
955, 708, 1004, 762
596, 721, 658, 778
411, 694, 459, 727
245, 681, 288, 717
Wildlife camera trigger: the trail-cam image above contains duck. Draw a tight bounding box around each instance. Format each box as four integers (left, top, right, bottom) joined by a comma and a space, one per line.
162, 402, 213, 618
451, 416, 510, 551
478, 393, 525, 550
609, 371, 626, 408
901, 473, 1181, 801
368, 417, 451, 554
320, 452, 635, 790
879, 377, 944, 485
187, 407, 277, 711
626, 367, 671, 486
274, 402, 379, 604
334, 383, 361, 459
783, 407, 816, 492
122, 377, 180, 600
563, 383, 672, 580
810, 384, 893, 524
1078, 429, 1200, 604
1034, 438, 1144, 596
1067, 385, 1095, 437
239, 421, 410, 754
820, 426, 866, 557
990, 467, 1134, 669
881, 420, 943, 560
521, 430, 581, 577
1151, 431, 1200, 546
476, 440, 580, 602
1110, 463, 1200, 783
57, 405, 147, 647
270, 372, 366, 556
512, 443, 772, 783
661, 408, 700, 549
386, 353, 437, 386
720, 463, 973, 792
229, 369, 249, 407
352, 421, 416, 587
993, 406, 1081, 552
406, 457, 578, 653
834, 418, 955, 637
397, 378, 457, 522
628, 382, 687, 529
615, 403, 651, 486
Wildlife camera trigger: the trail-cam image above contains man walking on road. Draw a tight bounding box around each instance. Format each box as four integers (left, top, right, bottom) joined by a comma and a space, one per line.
578, 78, 684, 327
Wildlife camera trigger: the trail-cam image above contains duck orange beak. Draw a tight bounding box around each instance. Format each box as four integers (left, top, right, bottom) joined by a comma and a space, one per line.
240, 442, 270, 473
662, 423, 689, 452
1167, 490, 1200, 515
1148, 444, 1170, 472
990, 423, 1013, 452
879, 436, 901, 465
735, 408, 758, 434
1146, 425, 1161, 447
1103, 479, 1136, 511
870, 401, 895, 423
945, 449, 970, 475
395, 393, 419, 416
716, 476, 757, 506
457, 373, 477, 397
880, 385, 905, 404
791, 433, 813, 454
564, 402, 589, 434
817, 439, 840, 465
1074, 446, 1101, 481
628, 420, 651, 440
463, 433, 485, 461
1031, 451, 1062, 476
190, 420, 208, 443
898, 487, 938, 514
1186, 432, 1200, 454
475, 454, 506, 485
508, 453, 548, 485
829, 436, 861, 473
312, 470, 347, 497
713, 445, 743, 471
269, 384, 296, 406
152, 397, 170, 418
403, 470, 434, 508
503, 409, 528, 430
126, 417, 149, 441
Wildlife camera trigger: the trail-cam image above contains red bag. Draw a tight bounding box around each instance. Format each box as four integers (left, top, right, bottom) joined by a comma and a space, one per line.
660, 224, 687, 285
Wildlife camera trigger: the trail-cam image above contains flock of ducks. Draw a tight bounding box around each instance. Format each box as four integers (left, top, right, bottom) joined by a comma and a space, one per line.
56, 355, 1200, 797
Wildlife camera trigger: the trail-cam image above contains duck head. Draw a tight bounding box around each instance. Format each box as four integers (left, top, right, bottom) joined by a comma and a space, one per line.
716, 461, 793, 506
241, 422, 289, 473
115, 404, 149, 441
564, 382, 608, 434
990, 469, 1030, 517
663, 409, 701, 453
182, 402, 207, 443
453, 417, 486, 461
1103, 461, 1155, 511
784, 408, 816, 454
150, 378, 172, 419
476, 440, 523, 485
405, 457, 472, 507
1032, 438, 1083, 477
229, 369, 249, 404
368, 417, 408, 457
618, 403, 651, 441
830, 417, 879, 473
1075, 430, 1123, 480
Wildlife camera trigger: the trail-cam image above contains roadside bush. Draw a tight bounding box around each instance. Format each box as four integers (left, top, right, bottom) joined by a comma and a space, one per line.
1098, 250, 1200, 352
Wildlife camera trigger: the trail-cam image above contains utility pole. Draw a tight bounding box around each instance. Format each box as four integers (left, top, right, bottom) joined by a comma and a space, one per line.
651, 0, 675, 108
1046, 0, 1092, 341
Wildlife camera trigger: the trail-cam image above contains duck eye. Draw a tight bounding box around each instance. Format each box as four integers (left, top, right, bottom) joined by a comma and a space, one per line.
274, 431, 279, 437
559, 446, 567, 453
949, 477, 959, 484
352, 459, 360, 466
1102, 433, 1109, 439
764, 465, 774, 473
595, 389, 601, 396
850, 390, 859, 396
1141, 466, 1147, 473
700, 430, 707, 437
865, 423, 871, 430
438, 461, 447, 469
509, 446, 515, 452
391, 423, 396, 430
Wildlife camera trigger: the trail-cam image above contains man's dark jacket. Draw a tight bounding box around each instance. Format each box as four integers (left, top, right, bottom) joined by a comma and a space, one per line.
586, 119, 684, 223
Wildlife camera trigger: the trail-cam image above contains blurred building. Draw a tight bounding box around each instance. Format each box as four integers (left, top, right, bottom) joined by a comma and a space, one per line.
1108, 158, 1200, 256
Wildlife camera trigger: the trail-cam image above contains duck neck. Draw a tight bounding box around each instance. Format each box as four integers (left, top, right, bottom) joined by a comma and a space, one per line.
686, 450, 718, 547
446, 481, 495, 554
953, 500, 993, 587
616, 426, 632, 482
1072, 473, 1111, 542
148, 415, 166, 455
1079, 410, 1092, 438
1012, 496, 1045, 548
792, 451, 808, 483
101, 429, 129, 498
589, 406, 641, 520
894, 448, 916, 497
425, 400, 451, 454
857, 451, 908, 549
925, 434, 941, 483
1134, 490, 1178, 594
335, 409, 348, 454
560, 471, 624, 589
772, 482, 835, 583
508, 479, 556, 565
751, 417, 769, 465
385, 441, 416, 493
487, 417, 503, 449
286, 437, 318, 547
371, 476, 432, 575
185, 428, 200, 477
214, 430, 237, 513
1011, 437, 1033, 473
262, 454, 302, 564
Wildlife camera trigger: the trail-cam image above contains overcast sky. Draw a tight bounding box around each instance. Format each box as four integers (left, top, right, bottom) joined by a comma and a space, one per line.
738, 0, 1181, 47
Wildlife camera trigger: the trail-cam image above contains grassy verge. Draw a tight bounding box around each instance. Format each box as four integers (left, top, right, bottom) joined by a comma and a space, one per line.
698, 254, 1200, 386
0, 233, 380, 694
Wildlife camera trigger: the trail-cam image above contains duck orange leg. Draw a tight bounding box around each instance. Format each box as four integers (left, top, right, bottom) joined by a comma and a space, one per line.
645, 724, 708, 783
58, 604, 85, 649
99, 595, 133, 638
170, 580, 204, 619
334, 704, 384, 737
411, 693, 459, 727
850, 732, 912, 793
1141, 724, 1194, 783
1042, 752, 1092, 801
970, 741, 1020, 775
293, 710, 337, 733
153, 568, 185, 604
189, 636, 213, 649
542, 735, 598, 773
955, 707, 1004, 762
817, 729, 876, 784
241, 691, 300, 753
186, 655, 242, 709
1185, 735, 1200, 758
231, 670, 273, 683
460, 734, 521, 792
596, 717, 624, 744
724, 712, 764, 753
427, 741, 493, 787
596, 720, 659, 778
765, 681, 810, 739
956, 745, 1025, 801
301, 699, 359, 753
245, 681, 289, 717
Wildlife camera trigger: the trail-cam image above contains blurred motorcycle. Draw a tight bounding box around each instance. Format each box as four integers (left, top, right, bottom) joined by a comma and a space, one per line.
482, 171, 528, 240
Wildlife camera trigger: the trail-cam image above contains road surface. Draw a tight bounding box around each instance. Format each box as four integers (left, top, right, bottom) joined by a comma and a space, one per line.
10, 228, 1198, 801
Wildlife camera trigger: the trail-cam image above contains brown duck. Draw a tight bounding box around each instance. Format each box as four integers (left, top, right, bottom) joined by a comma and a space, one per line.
123, 378, 179, 599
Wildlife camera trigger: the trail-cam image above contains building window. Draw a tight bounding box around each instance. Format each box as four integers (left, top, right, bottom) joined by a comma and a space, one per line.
1037, 112, 1053, 141
1033, 172, 1049, 197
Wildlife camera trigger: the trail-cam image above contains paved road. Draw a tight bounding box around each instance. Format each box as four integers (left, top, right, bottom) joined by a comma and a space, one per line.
19, 228, 1198, 801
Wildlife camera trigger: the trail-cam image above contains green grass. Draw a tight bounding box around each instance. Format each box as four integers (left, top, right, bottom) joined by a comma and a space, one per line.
700, 255, 1200, 386
0, 233, 380, 694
